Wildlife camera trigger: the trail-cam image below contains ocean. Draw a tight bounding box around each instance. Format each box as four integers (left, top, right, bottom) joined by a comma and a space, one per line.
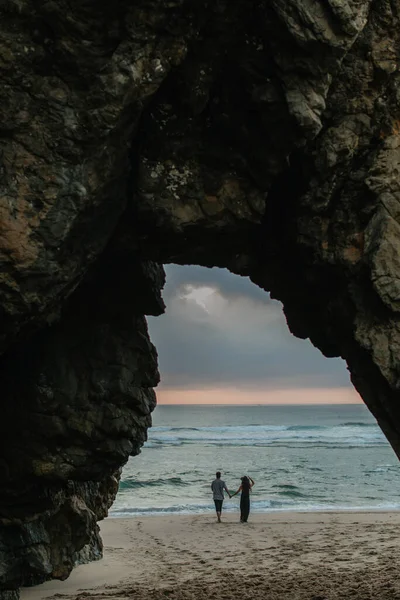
110, 404, 400, 517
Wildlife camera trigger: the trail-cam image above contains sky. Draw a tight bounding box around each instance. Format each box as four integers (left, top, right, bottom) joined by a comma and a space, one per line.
147, 265, 361, 405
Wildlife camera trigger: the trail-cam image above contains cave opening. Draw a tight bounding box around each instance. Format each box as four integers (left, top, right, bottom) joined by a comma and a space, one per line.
110, 265, 400, 518
3, 0, 400, 594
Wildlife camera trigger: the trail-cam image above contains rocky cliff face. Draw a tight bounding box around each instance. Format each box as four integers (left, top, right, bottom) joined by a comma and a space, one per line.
1, 0, 400, 597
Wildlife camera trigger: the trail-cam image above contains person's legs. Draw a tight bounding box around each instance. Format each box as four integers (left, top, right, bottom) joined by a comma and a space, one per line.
214, 499, 223, 522
241, 496, 250, 522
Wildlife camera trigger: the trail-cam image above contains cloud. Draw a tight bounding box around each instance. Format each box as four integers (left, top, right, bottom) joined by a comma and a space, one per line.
161, 265, 272, 306
147, 265, 352, 391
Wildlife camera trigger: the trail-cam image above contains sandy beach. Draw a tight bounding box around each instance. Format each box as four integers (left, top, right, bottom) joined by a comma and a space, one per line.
21, 511, 400, 600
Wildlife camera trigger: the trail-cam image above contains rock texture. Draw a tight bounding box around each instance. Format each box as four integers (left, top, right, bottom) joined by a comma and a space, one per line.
0, 250, 163, 595
1, 0, 400, 597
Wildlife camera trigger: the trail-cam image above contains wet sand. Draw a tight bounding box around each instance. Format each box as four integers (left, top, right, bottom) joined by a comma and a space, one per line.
21, 511, 400, 600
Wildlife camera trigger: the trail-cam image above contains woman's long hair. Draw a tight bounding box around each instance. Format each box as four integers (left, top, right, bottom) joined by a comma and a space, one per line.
241, 476, 251, 492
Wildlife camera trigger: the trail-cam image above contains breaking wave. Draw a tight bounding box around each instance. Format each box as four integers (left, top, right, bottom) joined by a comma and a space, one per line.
144, 422, 385, 449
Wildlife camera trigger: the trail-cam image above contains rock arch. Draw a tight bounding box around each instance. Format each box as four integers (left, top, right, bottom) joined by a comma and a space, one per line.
1, 0, 400, 596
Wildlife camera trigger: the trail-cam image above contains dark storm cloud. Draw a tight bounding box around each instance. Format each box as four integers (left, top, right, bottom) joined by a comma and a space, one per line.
147, 265, 351, 390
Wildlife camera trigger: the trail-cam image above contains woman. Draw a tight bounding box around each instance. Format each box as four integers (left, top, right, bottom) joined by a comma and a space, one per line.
231, 475, 255, 522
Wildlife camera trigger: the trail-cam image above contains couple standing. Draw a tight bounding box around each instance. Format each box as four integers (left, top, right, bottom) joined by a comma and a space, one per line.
211, 471, 255, 523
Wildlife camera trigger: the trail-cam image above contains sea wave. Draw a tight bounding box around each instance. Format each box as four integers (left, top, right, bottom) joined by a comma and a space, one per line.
144, 422, 385, 449
143, 441, 385, 449
340, 422, 376, 427
270, 484, 308, 498
287, 425, 325, 431
271, 484, 300, 490
119, 477, 189, 490
110, 498, 400, 518
367, 465, 399, 473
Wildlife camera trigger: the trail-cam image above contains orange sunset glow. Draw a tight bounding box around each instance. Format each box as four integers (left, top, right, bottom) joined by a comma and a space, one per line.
156, 386, 362, 405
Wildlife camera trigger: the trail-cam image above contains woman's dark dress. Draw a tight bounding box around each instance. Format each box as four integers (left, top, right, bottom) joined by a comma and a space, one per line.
240, 489, 250, 522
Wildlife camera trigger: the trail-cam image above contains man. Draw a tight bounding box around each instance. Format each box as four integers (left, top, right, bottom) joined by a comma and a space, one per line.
211, 471, 231, 523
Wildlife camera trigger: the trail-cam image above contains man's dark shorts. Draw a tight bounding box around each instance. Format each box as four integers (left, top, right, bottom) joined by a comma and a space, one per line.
214, 499, 223, 512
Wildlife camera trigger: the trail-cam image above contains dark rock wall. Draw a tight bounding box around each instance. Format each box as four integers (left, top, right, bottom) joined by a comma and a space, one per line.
0, 245, 163, 592
1, 0, 400, 596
